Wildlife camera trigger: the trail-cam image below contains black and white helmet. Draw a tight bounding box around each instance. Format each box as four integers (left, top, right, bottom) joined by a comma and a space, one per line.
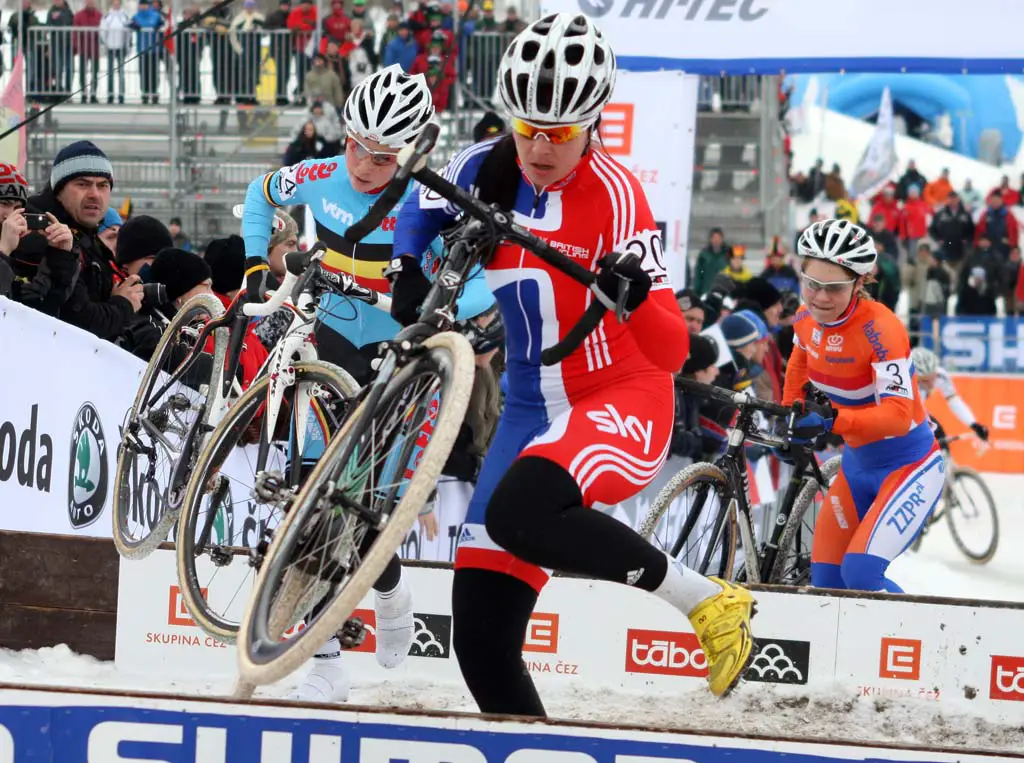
343, 64, 436, 148
797, 219, 878, 276
497, 12, 616, 125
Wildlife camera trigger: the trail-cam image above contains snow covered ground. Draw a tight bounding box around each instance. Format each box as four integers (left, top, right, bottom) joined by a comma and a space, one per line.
0, 473, 1021, 752
890, 473, 1024, 602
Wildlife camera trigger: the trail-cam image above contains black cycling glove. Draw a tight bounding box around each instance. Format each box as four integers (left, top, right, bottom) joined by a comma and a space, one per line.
386, 255, 431, 327
970, 422, 989, 441
595, 251, 651, 314
244, 256, 272, 304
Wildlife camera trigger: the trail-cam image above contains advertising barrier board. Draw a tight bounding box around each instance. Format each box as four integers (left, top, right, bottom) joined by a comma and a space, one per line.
117, 551, 1024, 726
920, 316, 1024, 373
925, 372, 1024, 473
2, 686, 1017, 763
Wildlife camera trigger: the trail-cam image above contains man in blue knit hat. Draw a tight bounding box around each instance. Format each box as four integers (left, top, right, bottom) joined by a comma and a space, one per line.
27, 139, 144, 341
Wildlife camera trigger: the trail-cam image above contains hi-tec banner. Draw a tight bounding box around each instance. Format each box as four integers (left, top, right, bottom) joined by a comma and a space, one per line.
541, 0, 1024, 74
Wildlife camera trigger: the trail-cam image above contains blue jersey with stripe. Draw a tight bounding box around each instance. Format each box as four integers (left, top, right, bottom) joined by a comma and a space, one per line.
241, 154, 494, 349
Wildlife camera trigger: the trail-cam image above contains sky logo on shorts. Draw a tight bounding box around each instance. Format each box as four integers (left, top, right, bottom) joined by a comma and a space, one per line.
586, 404, 654, 455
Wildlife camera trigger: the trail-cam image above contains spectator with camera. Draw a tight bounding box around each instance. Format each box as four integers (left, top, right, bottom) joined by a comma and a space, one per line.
0, 162, 78, 316
36, 141, 145, 341
114, 214, 174, 359
150, 246, 267, 388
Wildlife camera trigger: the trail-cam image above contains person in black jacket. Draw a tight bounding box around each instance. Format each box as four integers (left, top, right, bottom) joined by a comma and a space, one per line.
956, 236, 1003, 316
0, 161, 79, 315
38, 140, 144, 341
670, 333, 719, 460
929, 192, 975, 272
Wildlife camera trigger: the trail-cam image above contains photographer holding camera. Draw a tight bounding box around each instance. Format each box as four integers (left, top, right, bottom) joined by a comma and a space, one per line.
29, 140, 145, 341
114, 215, 176, 360
0, 162, 79, 316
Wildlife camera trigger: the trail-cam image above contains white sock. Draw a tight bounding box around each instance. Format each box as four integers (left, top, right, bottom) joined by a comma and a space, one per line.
313, 636, 342, 661
374, 576, 414, 669
652, 552, 723, 615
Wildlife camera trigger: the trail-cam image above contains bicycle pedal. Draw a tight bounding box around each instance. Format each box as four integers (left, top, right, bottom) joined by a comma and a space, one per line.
248, 538, 270, 571
337, 617, 367, 650
167, 393, 191, 411
208, 545, 233, 567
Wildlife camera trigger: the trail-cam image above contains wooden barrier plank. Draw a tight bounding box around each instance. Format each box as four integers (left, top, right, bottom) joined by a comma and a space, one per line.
0, 604, 115, 661
0, 531, 119, 612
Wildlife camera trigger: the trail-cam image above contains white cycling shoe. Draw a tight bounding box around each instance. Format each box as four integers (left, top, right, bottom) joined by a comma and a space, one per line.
287, 657, 351, 703
287, 636, 350, 703
374, 576, 414, 669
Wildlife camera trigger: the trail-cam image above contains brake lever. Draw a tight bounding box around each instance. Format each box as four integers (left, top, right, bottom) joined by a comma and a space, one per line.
614, 276, 630, 323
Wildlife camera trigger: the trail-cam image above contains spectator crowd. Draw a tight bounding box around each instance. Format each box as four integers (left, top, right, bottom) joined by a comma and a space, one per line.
5, 0, 525, 110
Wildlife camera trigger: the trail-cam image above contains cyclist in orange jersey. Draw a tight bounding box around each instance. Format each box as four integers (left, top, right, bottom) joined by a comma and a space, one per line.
782, 219, 942, 593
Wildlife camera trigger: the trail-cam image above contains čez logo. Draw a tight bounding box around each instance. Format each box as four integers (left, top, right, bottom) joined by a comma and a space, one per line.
578, 0, 768, 22
0, 403, 53, 493
68, 402, 108, 529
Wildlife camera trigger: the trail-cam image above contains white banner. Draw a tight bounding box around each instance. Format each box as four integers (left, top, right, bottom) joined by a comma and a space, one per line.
600, 70, 697, 290
0, 297, 144, 536
117, 551, 1024, 725
543, 0, 1024, 74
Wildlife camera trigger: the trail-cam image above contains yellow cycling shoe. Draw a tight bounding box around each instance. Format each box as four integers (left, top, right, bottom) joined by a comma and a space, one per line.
687, 577, 757, 697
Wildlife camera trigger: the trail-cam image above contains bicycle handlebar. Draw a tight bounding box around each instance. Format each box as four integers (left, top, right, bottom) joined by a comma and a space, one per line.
407, 161, 613, 366
242, 247, 322, 317
674, 376, 792, 418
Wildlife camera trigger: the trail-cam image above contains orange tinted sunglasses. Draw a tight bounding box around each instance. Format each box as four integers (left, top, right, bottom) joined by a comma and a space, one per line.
510, 118, 589, 145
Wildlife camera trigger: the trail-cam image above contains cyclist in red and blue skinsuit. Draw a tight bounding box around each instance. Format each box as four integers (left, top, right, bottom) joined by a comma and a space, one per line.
390, 11, 756, 718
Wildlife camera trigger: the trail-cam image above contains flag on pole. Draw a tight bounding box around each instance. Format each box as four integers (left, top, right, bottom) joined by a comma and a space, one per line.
0, 54, 27, 170
849, 86, 897, 199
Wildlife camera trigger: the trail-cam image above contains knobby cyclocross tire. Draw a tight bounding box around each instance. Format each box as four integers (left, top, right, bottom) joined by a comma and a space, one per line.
638, 461, 737, 580
945, 466, 999, 564
767, 455, 841, 585
236, 332, 475, 686
113, 293, 228, 561
175, 360, 360, 643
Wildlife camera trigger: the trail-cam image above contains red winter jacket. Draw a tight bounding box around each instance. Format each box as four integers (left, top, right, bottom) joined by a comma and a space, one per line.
415, 26, 454, 55
869, 198, 900, 233
287, 5, 318, 52
72, 8, 103, 58
322, 9, 350, 42
211, 293, 269, 391
410, 52, 455, 109
899, 198, 931, 240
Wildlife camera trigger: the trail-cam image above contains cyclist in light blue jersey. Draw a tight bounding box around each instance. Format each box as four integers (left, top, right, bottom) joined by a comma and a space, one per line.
238, 65, 494, 704
241, 64, 494, 382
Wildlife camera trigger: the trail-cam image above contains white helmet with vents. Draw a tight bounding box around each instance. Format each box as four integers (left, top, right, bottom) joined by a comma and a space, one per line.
343, 64, 435, 148
797, 218, 878, 276
497, 12, 616, 125
911, 347, 940, 377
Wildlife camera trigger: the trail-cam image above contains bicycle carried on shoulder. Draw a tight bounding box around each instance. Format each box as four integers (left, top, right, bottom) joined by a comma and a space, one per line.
639, 378, 840, 586
235, 123, 641, 688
